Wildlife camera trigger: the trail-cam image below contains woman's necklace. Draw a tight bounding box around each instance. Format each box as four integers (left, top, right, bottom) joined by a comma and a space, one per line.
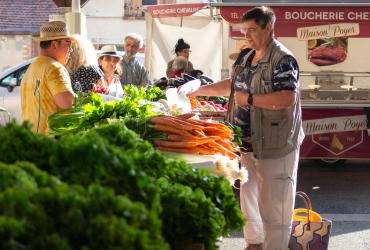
104, 73, 115, 86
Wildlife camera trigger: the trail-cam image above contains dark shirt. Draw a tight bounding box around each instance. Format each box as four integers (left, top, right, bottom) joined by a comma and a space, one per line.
234, 48, 252, 66
234, 54, 299, 151
70, 65, 103, 93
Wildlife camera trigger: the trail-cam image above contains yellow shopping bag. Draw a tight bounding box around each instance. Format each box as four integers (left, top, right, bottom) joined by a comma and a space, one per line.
289, 191, 332, 250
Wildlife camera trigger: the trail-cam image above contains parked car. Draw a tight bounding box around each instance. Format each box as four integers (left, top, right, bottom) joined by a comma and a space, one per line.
0, 58, 34, 124
0, 52, 145, 124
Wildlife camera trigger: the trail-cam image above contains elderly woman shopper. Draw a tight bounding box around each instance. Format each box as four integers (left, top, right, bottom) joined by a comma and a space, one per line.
65, 34, 103, 93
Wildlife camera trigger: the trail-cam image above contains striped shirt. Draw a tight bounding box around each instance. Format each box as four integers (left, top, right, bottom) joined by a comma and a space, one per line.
120, 54, 150, 87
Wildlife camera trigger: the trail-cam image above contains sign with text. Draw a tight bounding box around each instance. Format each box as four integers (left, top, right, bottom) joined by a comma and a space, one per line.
297, 23, 360, 41
147, 3, 206, 18
221, 6, 370, 37
303, 115, 367, 135
300, 108, 370, 159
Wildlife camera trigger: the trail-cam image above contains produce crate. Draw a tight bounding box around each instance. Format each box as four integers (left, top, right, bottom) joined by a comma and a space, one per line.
197, 111, 226, 121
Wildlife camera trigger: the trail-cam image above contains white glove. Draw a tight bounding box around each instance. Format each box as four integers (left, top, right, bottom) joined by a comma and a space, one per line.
178, 79, 201, 96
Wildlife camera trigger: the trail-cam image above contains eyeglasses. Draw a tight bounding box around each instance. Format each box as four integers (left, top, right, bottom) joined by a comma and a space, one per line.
55, 39, 73, 51
181, 49, 192, 54
102, 56, 120, 63
240, 28, 257, 35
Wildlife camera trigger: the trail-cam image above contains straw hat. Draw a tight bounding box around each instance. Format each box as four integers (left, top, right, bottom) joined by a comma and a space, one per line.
38, 21, 76, 42
98, 45, 121, 58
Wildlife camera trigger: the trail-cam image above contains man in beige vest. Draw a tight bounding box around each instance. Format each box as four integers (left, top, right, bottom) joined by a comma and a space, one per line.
182, 6, 304, 250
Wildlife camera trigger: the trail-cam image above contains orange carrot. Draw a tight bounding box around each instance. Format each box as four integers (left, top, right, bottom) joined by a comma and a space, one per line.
157, 145, 223, 156
153, 124, 186, 136
227, 151, 241, 160
203, 127, 223, 133
163, 135, 221, 145
176, 113, 196, 119
205, 131, 233, 140
153, 140, 198, 148
216, 140, 238, 152
208, 141, 229, 155
195, 146, 217, 155
151, 116, 192, 131
193, 136, 221, 145
166, 116, 204, 130
184, 119, 204, 125
189, 96, 199, 109
167, 134, 184, 141
195, 120, 227, 129
153, 116, 204, 131
208, 141, 240, 160
157, 146, 199, 154
193, 130, 206, 137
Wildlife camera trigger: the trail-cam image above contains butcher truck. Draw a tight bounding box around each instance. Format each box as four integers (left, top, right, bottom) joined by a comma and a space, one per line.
144, 0, 370, 167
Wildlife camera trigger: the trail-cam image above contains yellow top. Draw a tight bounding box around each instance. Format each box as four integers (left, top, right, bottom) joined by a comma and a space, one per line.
21, 56, 73, 135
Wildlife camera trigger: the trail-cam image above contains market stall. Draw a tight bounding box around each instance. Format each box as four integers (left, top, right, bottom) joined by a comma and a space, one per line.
0, 85, 246, 250
145, 2, 370, 165
144, 3, 226, 81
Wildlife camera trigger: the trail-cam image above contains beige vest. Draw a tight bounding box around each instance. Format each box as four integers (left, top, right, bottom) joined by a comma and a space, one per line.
229, 39, 304, 159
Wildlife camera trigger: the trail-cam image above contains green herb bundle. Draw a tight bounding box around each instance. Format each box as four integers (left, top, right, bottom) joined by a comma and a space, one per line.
82, 122, 245, 250
0, 162, 168, 250
0, 122, 164, 234
0, 122, 244, 250
48, 86, 166, 137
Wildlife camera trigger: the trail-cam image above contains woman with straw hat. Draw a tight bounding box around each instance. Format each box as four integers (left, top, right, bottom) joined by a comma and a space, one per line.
95, 45, 123, 98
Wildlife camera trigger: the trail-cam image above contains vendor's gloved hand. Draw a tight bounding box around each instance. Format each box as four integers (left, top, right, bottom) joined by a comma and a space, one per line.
177, 79, 201, 96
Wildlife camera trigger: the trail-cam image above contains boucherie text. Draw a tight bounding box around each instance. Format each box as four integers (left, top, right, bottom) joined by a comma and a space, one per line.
285, 11, 369, 21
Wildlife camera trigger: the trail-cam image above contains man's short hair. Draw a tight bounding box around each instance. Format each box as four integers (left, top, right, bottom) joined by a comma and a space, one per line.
124, 33, 144, 49
242, 6, 276, 29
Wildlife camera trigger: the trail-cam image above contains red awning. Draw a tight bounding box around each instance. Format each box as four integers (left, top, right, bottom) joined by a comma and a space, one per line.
147, 3, 207, 18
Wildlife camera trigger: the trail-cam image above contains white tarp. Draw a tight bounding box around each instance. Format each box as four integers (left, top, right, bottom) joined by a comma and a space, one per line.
146, 15, 223, 81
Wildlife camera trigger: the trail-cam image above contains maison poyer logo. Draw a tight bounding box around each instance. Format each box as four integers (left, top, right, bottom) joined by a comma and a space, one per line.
303, 115, 367, 155
303, 115, 367, 135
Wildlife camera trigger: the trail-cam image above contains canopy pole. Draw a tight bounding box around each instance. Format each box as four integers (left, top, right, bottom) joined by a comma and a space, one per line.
221, 18, 230, 79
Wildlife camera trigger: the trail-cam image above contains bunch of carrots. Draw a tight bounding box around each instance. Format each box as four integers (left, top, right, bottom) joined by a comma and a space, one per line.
150, 114, 240, 160
189, 96, 199, 110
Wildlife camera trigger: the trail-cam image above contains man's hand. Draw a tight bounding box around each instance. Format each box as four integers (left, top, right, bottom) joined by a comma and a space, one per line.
235, 91, 248, 107
54, 91, 75, 109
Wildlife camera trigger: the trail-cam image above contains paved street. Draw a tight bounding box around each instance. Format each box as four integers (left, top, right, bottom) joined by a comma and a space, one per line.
219, 159, 370, 250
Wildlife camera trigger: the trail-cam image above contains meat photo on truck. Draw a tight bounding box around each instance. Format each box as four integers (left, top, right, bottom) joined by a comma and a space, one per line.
308, 37, 348, 66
